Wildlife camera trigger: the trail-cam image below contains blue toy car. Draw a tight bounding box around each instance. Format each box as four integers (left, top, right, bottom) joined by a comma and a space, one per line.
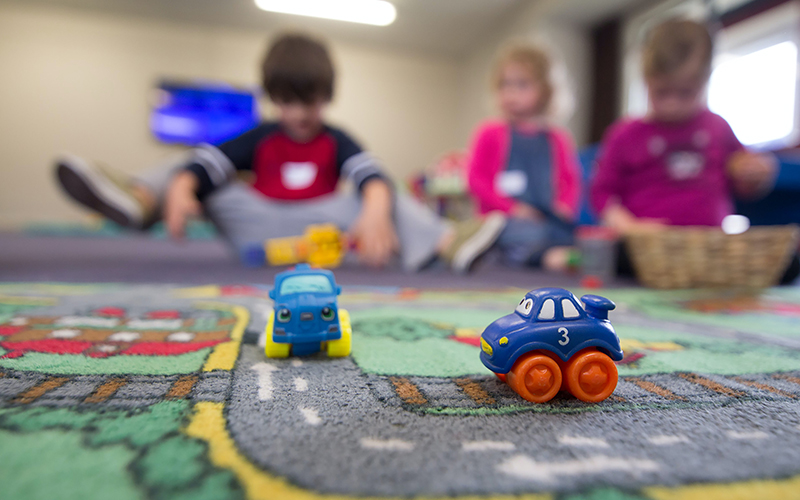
264, 264, 351, 358
479, 287, 623, 403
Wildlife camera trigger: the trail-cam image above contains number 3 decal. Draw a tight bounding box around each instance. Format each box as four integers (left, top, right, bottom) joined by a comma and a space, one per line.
558, 326, 570, 346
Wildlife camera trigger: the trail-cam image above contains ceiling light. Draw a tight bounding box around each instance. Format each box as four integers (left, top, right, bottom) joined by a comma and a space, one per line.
255, 0, 397, 26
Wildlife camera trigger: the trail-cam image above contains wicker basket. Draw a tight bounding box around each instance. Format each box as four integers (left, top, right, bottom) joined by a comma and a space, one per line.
625, 225, 799, 289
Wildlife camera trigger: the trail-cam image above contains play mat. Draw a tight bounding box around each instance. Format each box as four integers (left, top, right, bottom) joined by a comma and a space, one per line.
1, 282, 800, 500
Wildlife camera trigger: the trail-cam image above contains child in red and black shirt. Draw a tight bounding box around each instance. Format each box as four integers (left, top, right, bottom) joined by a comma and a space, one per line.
56, 33, 506, 272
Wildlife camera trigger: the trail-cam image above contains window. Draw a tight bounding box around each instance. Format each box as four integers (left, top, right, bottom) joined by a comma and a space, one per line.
709, 41, 797, 147
538, 299, 555, 320
622, 0, 800, 149
516, 298, 534, 316
708, 1, 800, 149
562, 299, 580, 319
279, 275, 333, 295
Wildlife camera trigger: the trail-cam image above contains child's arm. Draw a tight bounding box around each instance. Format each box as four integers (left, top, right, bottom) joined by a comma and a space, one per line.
348, 178, 398, 268
185, 125, 270, 199
164, 171, 203, 239
331, 128, 398, 267
600, 202, 667, 234
717, 114, 776, 200
550, 128, 582, 223
466, 123, 516, 214
727, 151, 777, 200
165, 124, 271, 239
591, 123, 667, 234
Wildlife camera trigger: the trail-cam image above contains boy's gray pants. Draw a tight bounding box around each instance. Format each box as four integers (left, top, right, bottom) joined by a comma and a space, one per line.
136, 155, 448, 272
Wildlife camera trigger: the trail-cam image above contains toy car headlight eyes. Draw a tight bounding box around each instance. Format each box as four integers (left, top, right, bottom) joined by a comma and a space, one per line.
515, 298, 534, 315
321, 307, 335, 321
277, 309, 291, 323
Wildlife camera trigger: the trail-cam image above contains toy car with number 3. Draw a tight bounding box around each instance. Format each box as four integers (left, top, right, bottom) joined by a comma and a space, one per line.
479, 287, 623, 403
264, 264, 352, 358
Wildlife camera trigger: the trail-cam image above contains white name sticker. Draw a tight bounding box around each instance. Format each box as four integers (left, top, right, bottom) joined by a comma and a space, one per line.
495, 170, 528, 197
281, 162, 318, 190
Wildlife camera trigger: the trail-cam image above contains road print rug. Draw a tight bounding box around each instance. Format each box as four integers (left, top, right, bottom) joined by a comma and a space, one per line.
1, 283, 800, 500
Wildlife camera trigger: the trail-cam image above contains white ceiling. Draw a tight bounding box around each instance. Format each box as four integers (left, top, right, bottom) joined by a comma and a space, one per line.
3, 0, 651, 57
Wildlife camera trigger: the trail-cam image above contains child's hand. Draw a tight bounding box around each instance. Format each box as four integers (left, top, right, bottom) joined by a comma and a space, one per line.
728, 151, 777, 199
164, 171, 202, 240
350, 211, 399, 268
349, 180, 398, 268
603, 203, 667, 235
511, 202, 544, 222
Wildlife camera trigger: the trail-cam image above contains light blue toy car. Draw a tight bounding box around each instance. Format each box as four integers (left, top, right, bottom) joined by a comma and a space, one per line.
479, 287, 622, 403
264, 264, 351, 358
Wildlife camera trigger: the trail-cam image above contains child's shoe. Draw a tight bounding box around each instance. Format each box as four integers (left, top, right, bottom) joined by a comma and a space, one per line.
444, 212, 507, 274
55, 155, 152, 229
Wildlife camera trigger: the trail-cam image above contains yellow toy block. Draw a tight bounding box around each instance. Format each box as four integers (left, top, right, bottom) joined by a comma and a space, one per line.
265, 224, 347, 268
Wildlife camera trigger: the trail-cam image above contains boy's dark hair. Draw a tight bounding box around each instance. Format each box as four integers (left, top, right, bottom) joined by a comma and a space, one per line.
643, 19, 713, 81
261, 33, 335, 104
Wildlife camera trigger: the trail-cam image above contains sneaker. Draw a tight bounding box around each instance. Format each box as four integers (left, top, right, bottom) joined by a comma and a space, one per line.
445, 212, 507, 274
55, 155, 150, 229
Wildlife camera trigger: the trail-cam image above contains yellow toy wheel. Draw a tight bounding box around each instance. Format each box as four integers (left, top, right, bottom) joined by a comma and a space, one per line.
326, 308, 352, 357
264, 311, 291, 358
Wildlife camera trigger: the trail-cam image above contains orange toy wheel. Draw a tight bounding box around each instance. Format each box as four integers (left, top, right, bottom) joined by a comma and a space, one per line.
506, 352, 562, 403
495, 372, 507, 383
564, 349, 618, 403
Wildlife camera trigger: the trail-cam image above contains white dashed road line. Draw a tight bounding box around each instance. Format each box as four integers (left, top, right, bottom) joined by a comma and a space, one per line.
50, 328, 82, 338
558, 435, 609, 448
360, 438, 415, 451
462, 440, 516, 452
294, 377, 308, 392
648, 435, 689, 446
299, 407, 322, 426
726, 430, 769, 440
251, 362, 278, 401
499, 454, 659, 482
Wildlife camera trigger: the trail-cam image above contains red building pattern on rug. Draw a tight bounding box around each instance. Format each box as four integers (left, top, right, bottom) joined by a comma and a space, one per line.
0, 307, 235, 359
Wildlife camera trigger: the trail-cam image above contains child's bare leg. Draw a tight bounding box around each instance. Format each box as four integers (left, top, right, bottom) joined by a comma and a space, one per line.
130, 184, 158, 216
541, 246, 574, 272
497, 217, 575, 270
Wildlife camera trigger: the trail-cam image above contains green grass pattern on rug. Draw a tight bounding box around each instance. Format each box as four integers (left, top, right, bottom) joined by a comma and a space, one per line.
0, 402, 242, 500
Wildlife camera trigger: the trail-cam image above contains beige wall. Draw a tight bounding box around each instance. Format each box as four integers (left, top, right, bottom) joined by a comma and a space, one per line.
455, 1, 593, 149
0, 4, 462, 226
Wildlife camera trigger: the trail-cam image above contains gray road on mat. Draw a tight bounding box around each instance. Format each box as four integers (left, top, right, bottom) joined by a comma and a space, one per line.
227, 345, 800, 497
4, 287, 800, 495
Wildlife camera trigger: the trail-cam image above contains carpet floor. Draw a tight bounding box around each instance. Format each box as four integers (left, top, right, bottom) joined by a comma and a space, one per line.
1, 275, 800, 500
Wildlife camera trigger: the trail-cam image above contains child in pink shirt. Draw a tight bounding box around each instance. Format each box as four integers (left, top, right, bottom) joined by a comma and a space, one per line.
467, 44, 581, 269
591, 19, 800, 283
591, 19, 776, 233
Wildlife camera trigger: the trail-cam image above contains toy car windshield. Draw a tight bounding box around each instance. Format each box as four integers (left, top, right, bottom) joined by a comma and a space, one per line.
278, 275, 334, 295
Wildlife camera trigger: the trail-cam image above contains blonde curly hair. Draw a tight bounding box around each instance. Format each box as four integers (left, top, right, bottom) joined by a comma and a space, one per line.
492, 43, 554, 115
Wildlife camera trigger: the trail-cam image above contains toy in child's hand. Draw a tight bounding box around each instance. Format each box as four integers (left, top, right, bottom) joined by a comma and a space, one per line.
479, 287, 622, 403
242, 224, 350, 268
264, 264, 352, 358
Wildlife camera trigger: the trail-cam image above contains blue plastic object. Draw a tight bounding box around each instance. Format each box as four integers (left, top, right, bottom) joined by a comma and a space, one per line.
479, 287, 623, 375
581, 294, 616, 320
240, 244, 266, 268
150, 81, 258, 146
577, 144, 601, 226
268, 264, 344, 357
